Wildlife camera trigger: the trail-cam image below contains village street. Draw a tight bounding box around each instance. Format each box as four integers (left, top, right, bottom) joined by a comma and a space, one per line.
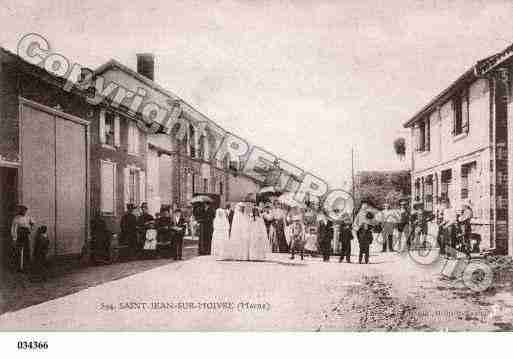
1, 241, 512, 331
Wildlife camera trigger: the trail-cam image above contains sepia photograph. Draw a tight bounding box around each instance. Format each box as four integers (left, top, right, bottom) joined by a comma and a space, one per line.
1, 0, 513, 347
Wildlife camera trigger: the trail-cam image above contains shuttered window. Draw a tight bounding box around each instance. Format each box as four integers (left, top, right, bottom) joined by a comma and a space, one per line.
452, 90, 469, 136
100, 160, 116, 215
415, 117, 430, 152
128, 121, 140, 154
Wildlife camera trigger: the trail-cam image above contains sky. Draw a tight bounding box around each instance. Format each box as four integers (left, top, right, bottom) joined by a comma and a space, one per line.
1, 0, 513, 189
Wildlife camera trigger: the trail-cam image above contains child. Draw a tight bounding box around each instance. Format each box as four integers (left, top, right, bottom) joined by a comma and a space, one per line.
357, 222, 373, 264
31, 226, 49, 281
290, 219, 305, 260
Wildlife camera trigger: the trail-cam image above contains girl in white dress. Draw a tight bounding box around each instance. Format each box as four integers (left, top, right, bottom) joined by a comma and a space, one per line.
212, 208, 230, 259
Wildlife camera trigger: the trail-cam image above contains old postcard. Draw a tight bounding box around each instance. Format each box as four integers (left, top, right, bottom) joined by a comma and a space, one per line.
1, 0, 513, 340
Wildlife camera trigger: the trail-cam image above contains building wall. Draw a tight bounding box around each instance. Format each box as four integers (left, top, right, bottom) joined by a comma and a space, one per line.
413, 78, 491, 173
228, 174, 260, 203
0, 58, 93, 257
89, 108, 147, 233
411, 78, 493, 248
0, 58, 20, 164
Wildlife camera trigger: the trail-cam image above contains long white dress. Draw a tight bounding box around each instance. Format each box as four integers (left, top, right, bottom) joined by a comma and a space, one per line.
225, 205, 251, 260
212, 208, 230, 259
249, 216, 269, 261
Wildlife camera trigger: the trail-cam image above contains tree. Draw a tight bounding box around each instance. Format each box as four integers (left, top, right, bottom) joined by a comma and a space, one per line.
393, 137, 406, 161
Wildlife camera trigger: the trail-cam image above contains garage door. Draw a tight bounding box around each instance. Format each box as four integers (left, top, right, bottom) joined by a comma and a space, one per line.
21, 100, 88, 256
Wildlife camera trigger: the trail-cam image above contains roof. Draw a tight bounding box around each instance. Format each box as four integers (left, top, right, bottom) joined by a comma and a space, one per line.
402, 42, 513, 128
94, 59, 229, 133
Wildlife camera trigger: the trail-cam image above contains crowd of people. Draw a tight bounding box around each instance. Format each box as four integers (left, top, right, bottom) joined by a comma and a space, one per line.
7, 196, 478, 281
118, 202, 187, 261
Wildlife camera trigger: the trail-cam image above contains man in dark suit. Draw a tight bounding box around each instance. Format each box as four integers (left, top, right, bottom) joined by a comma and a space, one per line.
202, 203, 216, 255
318, 215, 333, 262
226, 204, 234, 235
120, 203, 139, 259
339, 221, 353, 263
171, 208, 187, 260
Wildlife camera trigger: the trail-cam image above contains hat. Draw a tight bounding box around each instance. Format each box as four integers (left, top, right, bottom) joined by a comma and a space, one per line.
413, 202, 424, 210
127, 203, 136, 211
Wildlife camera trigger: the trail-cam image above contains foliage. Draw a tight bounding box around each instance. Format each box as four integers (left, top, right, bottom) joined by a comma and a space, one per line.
355, 170, 410, 208
393, 137, 406, 160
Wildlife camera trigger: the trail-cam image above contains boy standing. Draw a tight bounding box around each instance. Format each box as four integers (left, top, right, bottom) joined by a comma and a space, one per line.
357, 222, 373, 264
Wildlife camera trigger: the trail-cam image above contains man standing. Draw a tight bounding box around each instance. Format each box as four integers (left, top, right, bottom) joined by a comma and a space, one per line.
171, 208, 187, 260
156, 205, 172, 257
381, 203, 395, 252
459, 201, 473, 258
120, 204, 139, 259
338, 220, 353, 263
203, 203, 216, 255
396, 201, 410, 252
318, 214, 332, 262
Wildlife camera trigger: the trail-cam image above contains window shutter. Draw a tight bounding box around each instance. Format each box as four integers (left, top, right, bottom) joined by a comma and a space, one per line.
425, 118, 430, 151
413, 125, 420, 152
462, 91, 469, 134
135, 126, 140, 154
124, 167, 130, 208
139, 170, 146, 203
451, 100, 456, 135
114, 115, 120, 147
99, 109, 106, 144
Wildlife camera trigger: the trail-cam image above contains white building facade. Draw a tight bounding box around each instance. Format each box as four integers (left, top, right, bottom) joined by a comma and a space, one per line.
404, 43, 513, 256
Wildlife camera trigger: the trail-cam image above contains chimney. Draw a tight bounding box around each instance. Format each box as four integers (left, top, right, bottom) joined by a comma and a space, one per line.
136, 53, 155, 81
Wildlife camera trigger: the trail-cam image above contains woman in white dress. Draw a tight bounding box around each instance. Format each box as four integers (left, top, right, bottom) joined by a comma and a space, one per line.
248, 208, 270, 261
211, 208, 230, 259
226, 203, 251, 260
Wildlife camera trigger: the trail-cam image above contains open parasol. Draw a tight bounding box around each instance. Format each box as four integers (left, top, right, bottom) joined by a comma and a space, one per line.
277, 192, 306, 209
190, 195, 213, 204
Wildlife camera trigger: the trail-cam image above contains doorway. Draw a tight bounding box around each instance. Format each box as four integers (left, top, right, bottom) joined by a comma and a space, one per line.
20, 99, 88, 257
0, 167, 18, 267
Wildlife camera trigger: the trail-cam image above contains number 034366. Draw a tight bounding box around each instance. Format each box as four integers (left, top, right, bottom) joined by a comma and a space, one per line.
17, 340, 48, 350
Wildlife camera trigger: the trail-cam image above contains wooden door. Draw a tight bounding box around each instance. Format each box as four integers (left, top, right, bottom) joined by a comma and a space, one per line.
21, 101, 87, 256
56, 118, 86, 255
21, 105, 56, 253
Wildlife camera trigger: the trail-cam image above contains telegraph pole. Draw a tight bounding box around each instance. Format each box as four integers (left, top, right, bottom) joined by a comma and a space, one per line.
351, 147, 356, 220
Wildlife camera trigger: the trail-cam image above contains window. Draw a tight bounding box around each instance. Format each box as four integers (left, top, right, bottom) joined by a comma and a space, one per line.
128, 169, 140, 205
461, 162, 477, 200
452, 90, 469, 136
441, 169, 452, 203
229, 160, 238, 172
189, 124, 196, 158
100, 160, 116, 215
415, 117, 430, 152
424, 175, 433, 212
100, 110, 119, 147
192, 173, 196, 194
203, 178, 208, 192
198, 136, 205, 160
414, 178, 421, 201
128, 122, 140, 154
219, 181, 223, 195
